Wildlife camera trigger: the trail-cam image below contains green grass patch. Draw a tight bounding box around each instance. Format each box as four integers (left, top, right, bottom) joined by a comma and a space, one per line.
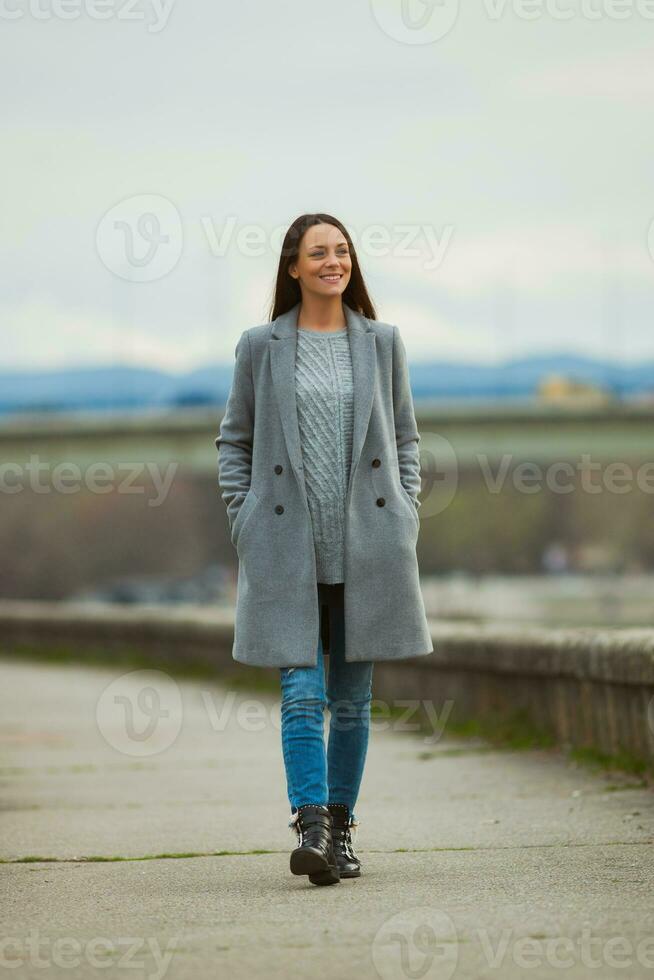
569, 745, 651, 777
370, 700, 556, 751
5, 840, 651, 865
442, 711, 556, 750
2, 848, 280, 864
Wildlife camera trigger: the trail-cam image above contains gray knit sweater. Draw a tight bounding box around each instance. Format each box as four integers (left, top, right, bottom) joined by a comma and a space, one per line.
295, 326, 354, 584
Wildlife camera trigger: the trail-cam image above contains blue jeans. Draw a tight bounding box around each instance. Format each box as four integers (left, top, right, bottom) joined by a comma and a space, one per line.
279, 582, 374, 823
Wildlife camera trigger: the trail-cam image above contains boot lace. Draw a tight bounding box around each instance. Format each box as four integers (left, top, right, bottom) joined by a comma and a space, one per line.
334, 819, 359, 861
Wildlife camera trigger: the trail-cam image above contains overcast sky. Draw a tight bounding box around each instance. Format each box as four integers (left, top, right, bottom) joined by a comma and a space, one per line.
2, 0, 653, 372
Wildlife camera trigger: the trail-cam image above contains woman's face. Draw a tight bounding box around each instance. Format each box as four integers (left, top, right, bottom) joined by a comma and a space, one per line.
289, 223, 352, 299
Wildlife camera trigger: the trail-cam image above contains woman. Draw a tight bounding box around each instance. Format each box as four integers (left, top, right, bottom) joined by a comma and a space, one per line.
216, 213, 433, 887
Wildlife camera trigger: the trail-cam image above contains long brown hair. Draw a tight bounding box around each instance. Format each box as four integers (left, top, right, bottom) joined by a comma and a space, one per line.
267, 213, 377, 322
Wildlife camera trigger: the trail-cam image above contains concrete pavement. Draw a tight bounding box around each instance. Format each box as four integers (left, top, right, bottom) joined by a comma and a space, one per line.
1, 655, 653, 979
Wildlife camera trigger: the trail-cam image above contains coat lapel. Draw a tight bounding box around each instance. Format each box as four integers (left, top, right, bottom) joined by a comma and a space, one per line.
269, 301, 377, 498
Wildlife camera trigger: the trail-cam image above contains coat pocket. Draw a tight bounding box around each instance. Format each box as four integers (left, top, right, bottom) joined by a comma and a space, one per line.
399, 484, 420, 529
231, 488, 260, 549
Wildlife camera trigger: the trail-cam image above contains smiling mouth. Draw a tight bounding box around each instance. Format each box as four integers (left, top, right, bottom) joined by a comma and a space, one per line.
320, 274, 342, 281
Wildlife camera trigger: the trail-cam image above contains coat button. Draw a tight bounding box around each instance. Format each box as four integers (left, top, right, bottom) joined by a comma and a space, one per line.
376, 497, 385, 507
275, 504, 284, 514
274, 464, 283, 474
372, 458, 381, 468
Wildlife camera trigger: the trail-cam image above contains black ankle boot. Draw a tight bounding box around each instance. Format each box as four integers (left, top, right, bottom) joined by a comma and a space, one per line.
289, 804, 340, 886
327, 803, 361, 878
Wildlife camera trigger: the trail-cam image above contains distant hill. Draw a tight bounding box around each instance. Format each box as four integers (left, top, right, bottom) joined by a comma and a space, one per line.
407, 355, 654, 401
0, 354, 652, 415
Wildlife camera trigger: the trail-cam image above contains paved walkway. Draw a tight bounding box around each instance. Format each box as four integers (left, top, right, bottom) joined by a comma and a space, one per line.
1, 656, 653, 979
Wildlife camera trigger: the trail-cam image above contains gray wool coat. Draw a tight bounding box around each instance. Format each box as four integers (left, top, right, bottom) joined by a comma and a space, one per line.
215, 301, 434, 668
